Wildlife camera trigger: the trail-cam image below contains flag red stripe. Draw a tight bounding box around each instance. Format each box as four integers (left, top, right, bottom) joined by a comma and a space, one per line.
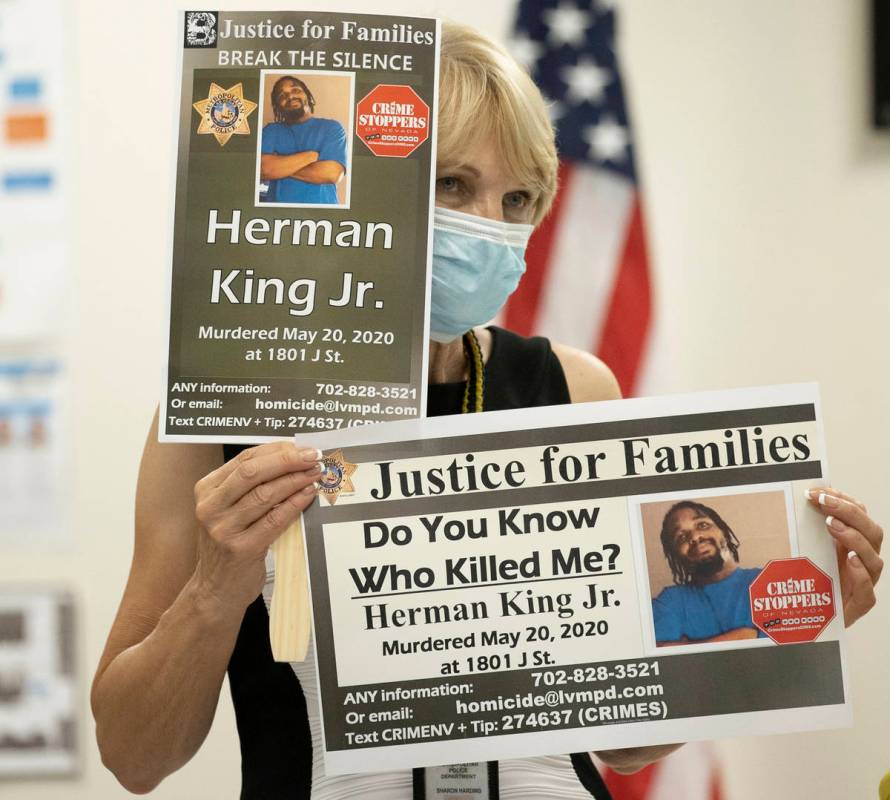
602, 762, 658, 800
594, 195, 651, 396
503, 160, 575, 336
710, 769, 724, 800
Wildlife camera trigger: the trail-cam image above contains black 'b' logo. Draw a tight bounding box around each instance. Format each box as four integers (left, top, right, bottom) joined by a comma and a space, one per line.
184, 11, 218, 48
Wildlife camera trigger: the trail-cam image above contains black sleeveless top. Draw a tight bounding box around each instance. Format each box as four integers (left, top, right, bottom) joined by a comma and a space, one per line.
224, 327, 575, 799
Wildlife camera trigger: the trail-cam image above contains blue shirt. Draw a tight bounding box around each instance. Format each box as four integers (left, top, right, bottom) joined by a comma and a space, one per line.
652, 567, 766, 643
260, 117, 347, 204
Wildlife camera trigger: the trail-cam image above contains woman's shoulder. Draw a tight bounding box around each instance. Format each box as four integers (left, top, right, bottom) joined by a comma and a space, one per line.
477, 326, 567, 409
550, 341, 621, 403
479, 326, 620, 408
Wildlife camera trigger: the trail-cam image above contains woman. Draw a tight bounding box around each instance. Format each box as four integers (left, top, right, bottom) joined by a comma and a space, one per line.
92, 22, 883, 798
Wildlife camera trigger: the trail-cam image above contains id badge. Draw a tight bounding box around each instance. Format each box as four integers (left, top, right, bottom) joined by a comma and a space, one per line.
413, 762, 499, 799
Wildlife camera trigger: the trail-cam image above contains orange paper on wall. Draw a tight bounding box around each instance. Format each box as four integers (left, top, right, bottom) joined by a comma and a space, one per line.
5, 114, 48, 142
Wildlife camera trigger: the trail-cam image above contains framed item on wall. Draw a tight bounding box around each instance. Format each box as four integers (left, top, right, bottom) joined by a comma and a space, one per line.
875, 0, 890, 128
0, 588, 77, 777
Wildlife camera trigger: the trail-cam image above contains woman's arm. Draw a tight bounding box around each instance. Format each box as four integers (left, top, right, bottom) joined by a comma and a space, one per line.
91, 409, 321, 793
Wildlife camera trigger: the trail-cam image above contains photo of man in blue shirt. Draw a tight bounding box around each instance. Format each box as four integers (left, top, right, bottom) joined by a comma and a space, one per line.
259, 75, 348, 205
652, 500, 766, 646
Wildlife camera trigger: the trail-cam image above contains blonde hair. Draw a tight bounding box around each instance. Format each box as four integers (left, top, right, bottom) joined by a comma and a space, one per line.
438, 21, 559, 224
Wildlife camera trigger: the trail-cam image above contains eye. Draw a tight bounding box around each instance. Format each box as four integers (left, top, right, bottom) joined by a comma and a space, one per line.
436, 176, 463, 193
696, 521, 712, 530
435, 176, 471, 207
503, 191, 530, 209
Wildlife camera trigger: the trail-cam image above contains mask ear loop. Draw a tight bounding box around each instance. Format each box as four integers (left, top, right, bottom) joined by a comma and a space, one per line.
461, 329, 484, 414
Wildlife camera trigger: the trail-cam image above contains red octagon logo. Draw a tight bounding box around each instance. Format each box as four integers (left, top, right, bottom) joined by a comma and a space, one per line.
749, 557, 835, 644
355, 84, 430, 158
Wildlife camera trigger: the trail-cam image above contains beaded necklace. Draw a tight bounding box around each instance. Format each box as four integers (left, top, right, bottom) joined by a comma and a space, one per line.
460, 329, 484, 413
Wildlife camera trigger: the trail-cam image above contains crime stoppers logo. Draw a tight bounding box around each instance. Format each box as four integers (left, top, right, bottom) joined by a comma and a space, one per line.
192, 83, 257, 146
749, 557, 836, 644
318, 449, 358, 506
356, 84, 430, 158
185, 11, 218, 48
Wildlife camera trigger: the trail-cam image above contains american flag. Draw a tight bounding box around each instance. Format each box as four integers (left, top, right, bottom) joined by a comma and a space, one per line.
504, 0, 651, 397
506, 2, 723, 797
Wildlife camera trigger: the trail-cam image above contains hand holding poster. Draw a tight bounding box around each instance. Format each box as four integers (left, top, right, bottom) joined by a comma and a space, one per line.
297, 384, 849, 774
162, 11, 439, 442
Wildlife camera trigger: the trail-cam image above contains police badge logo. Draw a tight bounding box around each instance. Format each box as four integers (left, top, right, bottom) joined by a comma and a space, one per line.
184, 11, 218, 48
318, 449, 358, 506
192, 83, 257, 146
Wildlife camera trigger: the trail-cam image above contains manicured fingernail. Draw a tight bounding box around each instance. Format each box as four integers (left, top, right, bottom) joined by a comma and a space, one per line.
847, 550, 862, 565
804, 489, 815, 501
300, 447, 323, 462
826, 516, 846, 533
818, 492, 839, 508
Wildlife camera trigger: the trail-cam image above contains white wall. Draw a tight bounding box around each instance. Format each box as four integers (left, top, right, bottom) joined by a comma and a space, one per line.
3, 0, 888, 797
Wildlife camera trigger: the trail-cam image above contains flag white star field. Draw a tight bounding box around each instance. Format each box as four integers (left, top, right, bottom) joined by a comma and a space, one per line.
504, 0, 653, 397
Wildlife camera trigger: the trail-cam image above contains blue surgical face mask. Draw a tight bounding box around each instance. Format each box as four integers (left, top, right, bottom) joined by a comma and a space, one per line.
430, 207, 534, 343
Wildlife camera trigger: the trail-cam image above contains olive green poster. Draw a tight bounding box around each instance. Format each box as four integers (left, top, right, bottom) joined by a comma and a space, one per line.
161, 11, 439, 441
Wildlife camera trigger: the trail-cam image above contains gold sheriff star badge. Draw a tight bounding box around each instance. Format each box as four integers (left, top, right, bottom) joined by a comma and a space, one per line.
192, 82, 257, 146
318, 449, 358, 506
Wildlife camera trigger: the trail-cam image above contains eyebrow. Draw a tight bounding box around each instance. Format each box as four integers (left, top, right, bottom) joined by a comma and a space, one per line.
438, 163, 481, 178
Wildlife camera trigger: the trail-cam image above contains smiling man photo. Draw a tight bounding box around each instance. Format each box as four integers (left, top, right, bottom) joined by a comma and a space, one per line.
652, 500, 766, 647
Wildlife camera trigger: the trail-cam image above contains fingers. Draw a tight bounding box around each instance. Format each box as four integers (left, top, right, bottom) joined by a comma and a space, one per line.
806, 487, 883, 568
198, 443, 322, 518
806, 486, 867, 514
195, 441, 265, 491
202, 441, 319, 490
841, 550, 877, 627
242, 484, 318, 550
808, 486, 883, 628
824, 514, 884, 585
224, 462, 322, 531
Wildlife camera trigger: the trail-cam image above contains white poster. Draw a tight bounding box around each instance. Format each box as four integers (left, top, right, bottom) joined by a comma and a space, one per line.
0, 355, 67, 543
298, 384, 850, 774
